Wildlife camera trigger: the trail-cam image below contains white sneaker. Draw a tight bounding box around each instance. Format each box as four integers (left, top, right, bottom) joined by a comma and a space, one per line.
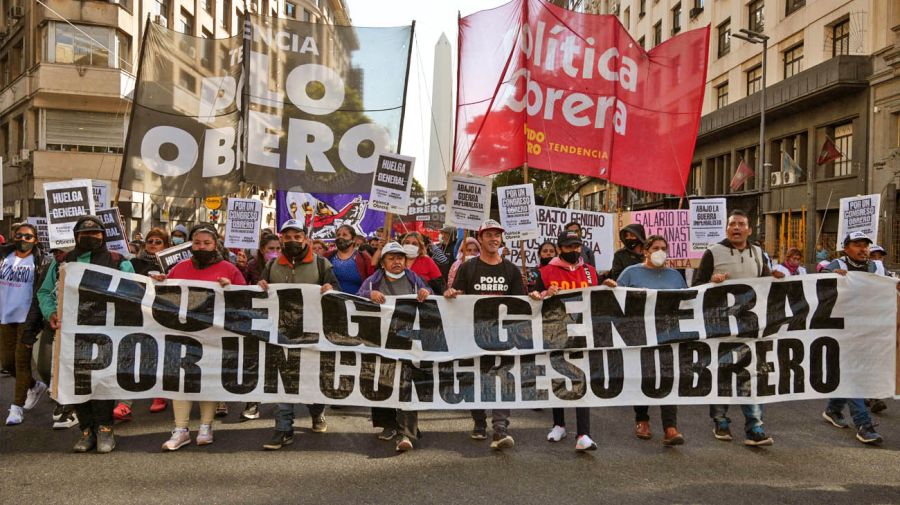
196, 424, 214, 445
52, 411, 79, 430
6, 405, 24, 425
24, 381, 48, 410
575, 434, 598, 451
162, 428, 191, 451
547, 425, 567, 442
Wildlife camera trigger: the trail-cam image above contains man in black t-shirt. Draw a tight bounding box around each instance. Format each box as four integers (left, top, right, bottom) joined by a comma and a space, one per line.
444, 219, 524, 450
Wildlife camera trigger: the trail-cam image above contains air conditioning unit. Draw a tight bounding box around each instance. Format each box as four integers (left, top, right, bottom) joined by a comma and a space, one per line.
782, 170, 797, 185
689, 7, 704, 18
19, 148, 29, 161
8, 5, 24, 19
154, 15, 168, 28
770, 171, 782, 186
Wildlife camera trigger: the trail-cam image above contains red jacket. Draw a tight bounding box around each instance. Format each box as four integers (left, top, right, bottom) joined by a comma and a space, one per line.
537, 257, 599, 292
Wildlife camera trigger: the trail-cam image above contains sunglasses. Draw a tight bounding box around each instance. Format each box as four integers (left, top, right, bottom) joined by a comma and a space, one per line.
146, 239, 165, 245
14, 233, 35, 240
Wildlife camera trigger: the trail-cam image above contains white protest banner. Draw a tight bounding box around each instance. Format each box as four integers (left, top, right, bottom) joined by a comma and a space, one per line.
224, 198, 263, 249
445, 173, 491, 230
507, 207, 614, 270
97, 208, 130, 257
497, 184, 539, 241
626, 210, 703, 269
837, 194, 880, 242
369, 153, 415, 214
43, 179, 95, 249
689, 198, 727, 251
155, 242, 193, 273
91, 180, 111, 211
54, 263, 898, 407
26, 217, 50, 251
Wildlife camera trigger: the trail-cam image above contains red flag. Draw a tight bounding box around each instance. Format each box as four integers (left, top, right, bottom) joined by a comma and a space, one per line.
453, 0, 710, 196
816, 136, 842, 165
729, 159, 754, 191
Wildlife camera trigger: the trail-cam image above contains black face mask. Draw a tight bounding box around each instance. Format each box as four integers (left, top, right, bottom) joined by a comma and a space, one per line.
335, 238, 353, 251
191, 249, 219, 267
623, 238, 642, 251
283, 241, 306, 258
539, 256, 553, 267
77, 236, 103, 252
15, 241, 34, 253
559, 251, 581, 264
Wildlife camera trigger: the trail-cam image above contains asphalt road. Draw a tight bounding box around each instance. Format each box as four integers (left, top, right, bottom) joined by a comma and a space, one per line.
1, 377, 898, 505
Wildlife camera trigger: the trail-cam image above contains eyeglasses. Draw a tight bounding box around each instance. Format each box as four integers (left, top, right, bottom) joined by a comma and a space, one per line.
14, 233, 35, 240
146, 239, 165, 245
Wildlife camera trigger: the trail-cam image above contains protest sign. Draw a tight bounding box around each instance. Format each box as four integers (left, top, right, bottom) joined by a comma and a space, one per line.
369, 153, 415, 214
394, 191, 447, 238
55, 263, 898, 408
276, 191, 384, 241
91, 180, 111, 211
837, 194, 880, 242
26, 217, 50, 251
224, 198, 263, 249
627, 210, 702, 268
497, 184, 539, 241
155, 242, 193, 273
97, 208, 130, 257
689, 198, 727, 251
43, 179, 95, 249
445, 173, 491, 230
507, 207, 614, 270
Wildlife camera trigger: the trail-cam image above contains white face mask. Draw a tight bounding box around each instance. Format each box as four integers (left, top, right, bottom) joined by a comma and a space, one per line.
402, 244, 419, 258
650, 250, 667, 267
385, 270, 406, 280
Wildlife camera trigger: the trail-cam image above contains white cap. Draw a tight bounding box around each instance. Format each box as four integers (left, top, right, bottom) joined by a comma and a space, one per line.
381, 241, 405, 258
477, 219, 504, 236
280, 219, 306, 233
869, 244, 885, 254
843, 231, 872, 246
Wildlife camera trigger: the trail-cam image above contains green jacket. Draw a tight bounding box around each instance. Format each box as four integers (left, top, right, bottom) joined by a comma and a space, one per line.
37, 251, 134, 320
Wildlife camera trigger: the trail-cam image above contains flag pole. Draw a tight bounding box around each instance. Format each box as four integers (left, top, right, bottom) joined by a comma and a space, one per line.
519, 163, 529, 280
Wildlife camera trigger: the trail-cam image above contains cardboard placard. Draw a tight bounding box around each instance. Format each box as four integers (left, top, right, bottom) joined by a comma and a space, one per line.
445, 173, 491, 231
369, 153, 415, 214
497, 183, 539, 242
44, 179, 95, 249
224, 198, 263, 249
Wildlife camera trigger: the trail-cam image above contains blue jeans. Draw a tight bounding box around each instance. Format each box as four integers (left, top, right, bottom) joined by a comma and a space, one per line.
709, 404, 763, 433
826, 398, 871, 428
274, 403, 325, 432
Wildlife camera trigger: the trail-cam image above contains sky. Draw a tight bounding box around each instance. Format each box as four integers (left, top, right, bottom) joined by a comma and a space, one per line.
345, 0, 509, 188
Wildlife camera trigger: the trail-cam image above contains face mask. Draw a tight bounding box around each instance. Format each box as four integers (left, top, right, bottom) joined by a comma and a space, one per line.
385, 270, 406, 280
15, 241, 34, 253
335, 238, 353, 251
786, 258, 800, 268
539, 256, 553, 267
403, 244, 419, 258
191, 249, 218, 267
650, 250, 667, 267
624, 238, 642, 250
264, 251, 280, 261
283, 242, 306, 258
172, 236, 185, 245
559, 251, 580, 264
77, 236, 103, 252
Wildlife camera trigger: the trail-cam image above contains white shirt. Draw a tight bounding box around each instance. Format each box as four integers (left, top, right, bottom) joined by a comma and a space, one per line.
0, 252, 35, 324
773, 264, 807, 276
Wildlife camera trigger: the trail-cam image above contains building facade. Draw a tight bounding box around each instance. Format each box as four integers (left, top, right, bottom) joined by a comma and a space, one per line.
0, 0, 349, 237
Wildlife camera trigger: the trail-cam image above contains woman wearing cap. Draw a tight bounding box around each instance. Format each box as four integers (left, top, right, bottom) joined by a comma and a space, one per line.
771, 247, 807, 278
170, 224, 189, 245
153, 224, 246, 451
400, 232, 443, 293
357, 242, 431, 452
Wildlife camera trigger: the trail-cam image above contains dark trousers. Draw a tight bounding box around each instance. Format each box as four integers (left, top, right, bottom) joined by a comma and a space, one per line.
372, 407, 419, 439
274, 403, 324, 432
471, 409, 510, 432
75, 400, 115, 431
552, 407, 591, 437
634, 405, 678, 429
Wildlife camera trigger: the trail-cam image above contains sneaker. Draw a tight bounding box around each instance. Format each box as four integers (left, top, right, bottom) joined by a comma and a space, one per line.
241, 402, 260, 421
378, 427, 398, 441
663, 427, 685, 446
73, 429, 96, 453
635, 420, 652, 440
744, 427, 773, 446
215, 402, 228, 418
856, 423, 883, 445
5, 405, 23, 425
52, 403, 65, 422
470, 426, 487, 441
53, 410, 79, 430
262, 430, 294, 450
395, 435, 413, 452
149, 398, 168, 413
113, 402, 132, 421
490, 432, 515, 450
822, 410, 849, 429
547, 425, 567, 442
713, 420, 732, 441
162, 428, 191, 451
575, 434, 597, 451
23, 381, 48, 410
865, 399, 887, 414
196, 424, 214, 445
96, 425, 116, 454
311, 415, 327, 433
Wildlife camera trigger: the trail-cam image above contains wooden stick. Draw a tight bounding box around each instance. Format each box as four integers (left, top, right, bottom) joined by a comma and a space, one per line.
383, 212, 393, 242
50, 265, 65, 401
519, 164, 529, 279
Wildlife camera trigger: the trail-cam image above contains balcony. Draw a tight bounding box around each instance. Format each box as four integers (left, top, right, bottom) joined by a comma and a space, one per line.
0, 73, 30, 114
31, 64, 135, 110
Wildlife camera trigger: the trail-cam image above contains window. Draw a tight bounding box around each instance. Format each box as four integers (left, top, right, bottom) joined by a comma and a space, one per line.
42, 110, 124, 154
687, 163, 702, 195
178, 70, 197, 92
218, 0, 231, 29
45, 22, 127, 69
834, 123, 853, 176
285, 2, 296, 17
624, 7, 630, 29
151, 0, 169, 18
785, 0, 804, 16
177, 8, 194, 35
832, 19, 849, 56
746, 65, 762, 95
639, 0, 646, 17
783, 43, 803, 78
653, 21, 662, 46
201, 0, 212, 13
303, 9, 311, 22
672, 3, 681, 34
717, 19, 730, 57
716, 82, 728, 109
748, 0, 764, 32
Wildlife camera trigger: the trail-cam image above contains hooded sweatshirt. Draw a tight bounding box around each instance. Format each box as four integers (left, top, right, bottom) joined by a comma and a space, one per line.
534, 256, 600, 293
609, 223, 646, 281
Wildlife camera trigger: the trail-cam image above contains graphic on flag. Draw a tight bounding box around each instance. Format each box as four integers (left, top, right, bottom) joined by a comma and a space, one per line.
816, 136, 843, 165
781, 151, 804, 179
729, 158, 754, 191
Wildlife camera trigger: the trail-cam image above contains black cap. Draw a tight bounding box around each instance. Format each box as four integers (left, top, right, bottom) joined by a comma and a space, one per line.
557, 230, 582, 247
73, 215, 105, 235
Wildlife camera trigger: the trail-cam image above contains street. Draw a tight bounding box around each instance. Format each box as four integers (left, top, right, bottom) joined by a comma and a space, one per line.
1, 378, 898, 505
